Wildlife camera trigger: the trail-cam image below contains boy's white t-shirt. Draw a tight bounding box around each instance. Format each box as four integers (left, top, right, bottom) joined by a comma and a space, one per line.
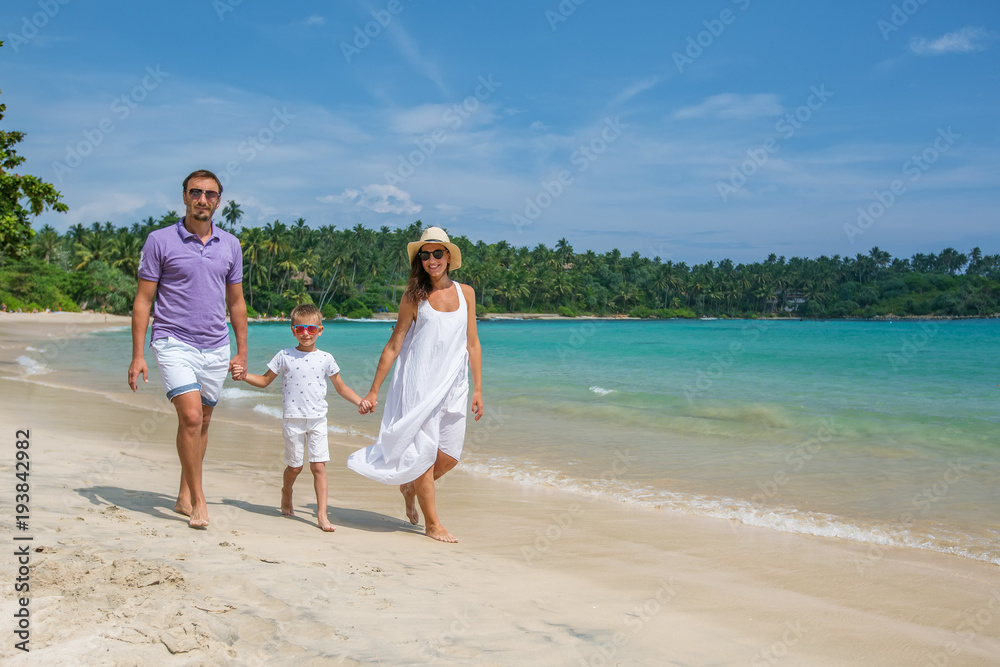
266, 348, 341, 419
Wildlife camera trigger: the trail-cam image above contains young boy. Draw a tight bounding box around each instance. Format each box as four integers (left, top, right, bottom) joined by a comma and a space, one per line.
232, 304, 371, 531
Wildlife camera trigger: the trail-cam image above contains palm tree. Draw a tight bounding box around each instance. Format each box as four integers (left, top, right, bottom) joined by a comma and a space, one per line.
32, 224, 60, 263
221, 200, 243, 231
239, 226, 267, 308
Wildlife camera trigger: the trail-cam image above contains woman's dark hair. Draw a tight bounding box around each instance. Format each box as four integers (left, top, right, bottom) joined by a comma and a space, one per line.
403, 253, 448, 304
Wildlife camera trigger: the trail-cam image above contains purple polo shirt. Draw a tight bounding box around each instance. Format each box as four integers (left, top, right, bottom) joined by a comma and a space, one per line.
138, 218, 243, 349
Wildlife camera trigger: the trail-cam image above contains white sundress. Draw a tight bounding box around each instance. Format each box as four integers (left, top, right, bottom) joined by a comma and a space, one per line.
347, 282, 470, 485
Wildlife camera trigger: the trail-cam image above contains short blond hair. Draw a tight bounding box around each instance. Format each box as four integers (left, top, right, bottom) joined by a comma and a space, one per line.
290, 303, 321, 324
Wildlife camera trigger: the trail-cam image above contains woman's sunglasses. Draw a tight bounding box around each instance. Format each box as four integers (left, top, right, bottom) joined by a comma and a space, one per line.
418, 249, 446, 261
292, 325, 320, 335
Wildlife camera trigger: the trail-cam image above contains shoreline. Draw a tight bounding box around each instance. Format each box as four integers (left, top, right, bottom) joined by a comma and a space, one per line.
2, 315, 1000, 664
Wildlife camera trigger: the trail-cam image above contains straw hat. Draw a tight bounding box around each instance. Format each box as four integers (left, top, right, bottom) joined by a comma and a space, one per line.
406, 226, 462, 270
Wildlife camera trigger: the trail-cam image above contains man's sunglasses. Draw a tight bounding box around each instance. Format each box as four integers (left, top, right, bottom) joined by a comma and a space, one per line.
292, 325, 320, 335
187, 188, 221, 202
418, 249, 446, 261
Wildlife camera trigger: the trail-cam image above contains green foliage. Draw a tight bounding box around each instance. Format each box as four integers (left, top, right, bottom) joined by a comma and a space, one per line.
69, 261, 136, 314
629, 305, 654, 319
655, 307, 697, 319
0, 257, 79, 312
344, 306, 373, 319
1, 201, 997, 319
556, 305, 577, 317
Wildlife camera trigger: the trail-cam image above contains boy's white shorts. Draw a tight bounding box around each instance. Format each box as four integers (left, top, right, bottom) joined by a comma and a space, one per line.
282, 417, 330, 467
151, 336, 230, 407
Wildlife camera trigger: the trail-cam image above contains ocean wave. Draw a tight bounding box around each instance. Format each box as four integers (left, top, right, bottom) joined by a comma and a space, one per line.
328, 424, 376, 441
589, 386, 616, 396
252, 404, 283, 419
220, 387, 268, 400
462, 455, 1000, 566
16, 355, 49, 376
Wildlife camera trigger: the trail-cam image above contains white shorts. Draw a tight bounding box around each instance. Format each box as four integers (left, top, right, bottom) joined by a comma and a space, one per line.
151, 336, 230, 407
282, 417, 330, 467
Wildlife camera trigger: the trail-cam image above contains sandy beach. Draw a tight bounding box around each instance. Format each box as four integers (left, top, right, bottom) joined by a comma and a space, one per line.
1, 313, 999, 665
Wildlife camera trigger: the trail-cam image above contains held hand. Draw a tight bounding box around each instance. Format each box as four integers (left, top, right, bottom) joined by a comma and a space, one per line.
471, 391, 483, 422
358, 399, 374, 415
363, 391, 379, 411
128, 358, 148, 392
230, 355, 247, 381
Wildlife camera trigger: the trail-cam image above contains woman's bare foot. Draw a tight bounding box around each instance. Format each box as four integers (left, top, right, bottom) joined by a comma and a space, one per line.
425, 524, 457, 543
174, 502, 191, 517
318, 516, 336, 532
281, 486, 295, 516
188, 505, 209, 529
400, 483, 419, 524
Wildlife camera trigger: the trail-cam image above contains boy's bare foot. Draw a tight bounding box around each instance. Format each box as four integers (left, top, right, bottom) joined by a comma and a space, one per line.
425, 524, 457, 543
318, 516, 336, 532
399, 483, 419, 524
281, 486, 294, 516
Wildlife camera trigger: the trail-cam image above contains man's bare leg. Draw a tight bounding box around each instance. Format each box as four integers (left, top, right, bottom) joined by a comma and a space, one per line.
172, 393, 212, 528
311, 462, 335, 532
282, 465, 302, 516
413, 463, 457, 543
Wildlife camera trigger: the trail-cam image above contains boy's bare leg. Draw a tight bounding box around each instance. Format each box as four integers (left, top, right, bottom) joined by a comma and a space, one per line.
282, 465, 302, 516
310, 462, 335, 532
172, 393, 212, 528
413, 463, 456, 543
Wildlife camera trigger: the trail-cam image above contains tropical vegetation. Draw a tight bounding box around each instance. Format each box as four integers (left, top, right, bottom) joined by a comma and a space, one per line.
2, 210, 999, 320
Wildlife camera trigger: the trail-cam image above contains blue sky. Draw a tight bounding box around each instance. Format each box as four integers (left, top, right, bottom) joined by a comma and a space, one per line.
2, 0, 998, 263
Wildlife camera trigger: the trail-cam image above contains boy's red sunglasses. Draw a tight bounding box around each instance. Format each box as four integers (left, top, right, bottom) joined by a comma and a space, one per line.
292, 325, 320, 334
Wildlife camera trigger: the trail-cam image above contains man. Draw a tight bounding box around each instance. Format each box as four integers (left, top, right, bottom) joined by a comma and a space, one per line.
128, 169, 247, 528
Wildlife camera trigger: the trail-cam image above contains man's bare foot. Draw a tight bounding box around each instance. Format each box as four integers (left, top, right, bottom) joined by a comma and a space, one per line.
425, 524, 457, 543
399, 483, 419, 525
188, 506, 209, 529
281, 486, 294, 516
174, 501, 192, 517
318, 516, 336, 532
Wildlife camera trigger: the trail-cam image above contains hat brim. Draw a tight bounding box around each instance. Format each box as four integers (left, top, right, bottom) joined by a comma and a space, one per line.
407, 239, 462, 270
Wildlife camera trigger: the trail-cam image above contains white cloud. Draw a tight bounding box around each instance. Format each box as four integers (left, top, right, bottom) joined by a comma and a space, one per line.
529, 120, 548, 132
673, 93, 784, 120
63, 193, 146, 226
910, 27, 995, 55
388, 104, 452, 134
306, 15, 325, 26
319, 185, 421, 215
612, 76, 660, 106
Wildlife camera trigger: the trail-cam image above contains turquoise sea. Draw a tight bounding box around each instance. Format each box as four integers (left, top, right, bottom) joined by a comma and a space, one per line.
23, 318, 1000, 564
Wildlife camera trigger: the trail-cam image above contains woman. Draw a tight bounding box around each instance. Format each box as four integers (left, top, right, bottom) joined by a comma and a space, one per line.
348, 227, 483, 542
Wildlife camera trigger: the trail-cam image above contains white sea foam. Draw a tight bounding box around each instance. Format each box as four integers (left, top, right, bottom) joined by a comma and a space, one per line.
462, 455, 1000, 566
220, 387, 268, 400
589, 386, 616, 396
252, 404, 283, 420
328, 424, 376, 441
16, 355, 49, 376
